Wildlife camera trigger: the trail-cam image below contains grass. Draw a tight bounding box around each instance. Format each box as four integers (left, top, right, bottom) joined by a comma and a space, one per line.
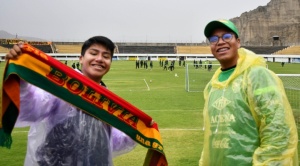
0, 60, 299, 166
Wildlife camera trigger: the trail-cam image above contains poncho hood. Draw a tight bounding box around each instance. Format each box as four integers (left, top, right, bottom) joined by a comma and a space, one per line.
210, 48, 266, 89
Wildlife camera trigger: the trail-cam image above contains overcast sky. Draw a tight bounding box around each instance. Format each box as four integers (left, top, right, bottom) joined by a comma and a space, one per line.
0, 0, 270, 43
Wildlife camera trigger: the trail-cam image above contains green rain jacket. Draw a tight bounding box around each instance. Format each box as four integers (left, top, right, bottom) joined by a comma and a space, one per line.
199, 48, 298, 166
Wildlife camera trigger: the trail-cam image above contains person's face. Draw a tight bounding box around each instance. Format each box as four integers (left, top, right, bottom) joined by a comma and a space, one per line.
79, 43, 112, 83
209, 28, 240, 69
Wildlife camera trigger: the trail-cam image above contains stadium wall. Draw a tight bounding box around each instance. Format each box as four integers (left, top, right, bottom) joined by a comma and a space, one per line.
1, 53, 300, 63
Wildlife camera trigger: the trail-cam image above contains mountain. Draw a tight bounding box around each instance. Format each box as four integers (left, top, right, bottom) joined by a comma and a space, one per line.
231, 0, 300, 46
0, 30, 46, 41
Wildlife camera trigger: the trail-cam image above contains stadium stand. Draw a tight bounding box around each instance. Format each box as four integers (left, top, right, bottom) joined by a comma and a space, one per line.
175, 46, 291, 55
55, 44, 82, 53
33, 45, 53, 53
0, 43, 53, 53
0, 38, 295, 55
0, 45, 8, 53
242, 46, 288, 54
117, 45, 175, 54
176, 46, 211, 54
274, 45, 300, 55
0, 39, 54, 53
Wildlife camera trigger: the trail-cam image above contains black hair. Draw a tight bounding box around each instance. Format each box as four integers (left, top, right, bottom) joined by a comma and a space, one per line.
81, 36, 115, 58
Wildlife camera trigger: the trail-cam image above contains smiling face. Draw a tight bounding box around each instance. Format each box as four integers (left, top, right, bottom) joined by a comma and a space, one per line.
209, 28, 241, 69
79, 43, 112, 83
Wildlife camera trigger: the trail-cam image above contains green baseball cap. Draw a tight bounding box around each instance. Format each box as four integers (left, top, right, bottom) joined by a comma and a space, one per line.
204, 19, 239, 38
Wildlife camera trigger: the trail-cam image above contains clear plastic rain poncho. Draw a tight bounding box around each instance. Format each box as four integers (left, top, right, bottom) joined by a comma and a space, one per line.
199, 48, 298, 166
15, 80, 136, 166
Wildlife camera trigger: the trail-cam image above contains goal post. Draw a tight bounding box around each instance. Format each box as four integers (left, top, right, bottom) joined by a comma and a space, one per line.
185, 63, 221, 92
185, 69, 300, 115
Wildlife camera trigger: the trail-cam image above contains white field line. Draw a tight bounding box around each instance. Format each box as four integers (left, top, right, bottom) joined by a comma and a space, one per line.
104, 79, 151, 91
143, 79, 150, 91
12, 131, 29, 133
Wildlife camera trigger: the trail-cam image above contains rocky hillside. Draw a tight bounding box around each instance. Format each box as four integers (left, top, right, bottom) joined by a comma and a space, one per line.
0, 30, 45, 41
231, 0, 300, 46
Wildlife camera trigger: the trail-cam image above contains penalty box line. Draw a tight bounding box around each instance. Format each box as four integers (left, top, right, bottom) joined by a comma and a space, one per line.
143, 79, 150, 91
104, 78, 150, 91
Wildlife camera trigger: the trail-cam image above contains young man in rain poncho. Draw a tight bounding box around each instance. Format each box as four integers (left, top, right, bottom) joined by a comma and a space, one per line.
199, 19, 298, 166
5, 36, 137, 166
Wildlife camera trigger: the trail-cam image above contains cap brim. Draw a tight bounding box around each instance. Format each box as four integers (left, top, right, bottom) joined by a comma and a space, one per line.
204, 21, 229, 38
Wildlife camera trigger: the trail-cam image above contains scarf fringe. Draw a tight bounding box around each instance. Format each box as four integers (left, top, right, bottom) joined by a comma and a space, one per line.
0, 129, 12, 149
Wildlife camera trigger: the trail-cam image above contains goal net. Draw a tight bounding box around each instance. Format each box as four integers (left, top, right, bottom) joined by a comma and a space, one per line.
185, 63, 221, 92
277, 74, 300, 153
277, 74, 300, 124
185, 70, 300, 114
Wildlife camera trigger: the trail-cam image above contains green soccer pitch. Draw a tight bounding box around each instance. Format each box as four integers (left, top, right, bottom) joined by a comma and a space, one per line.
0, 60, 299, 166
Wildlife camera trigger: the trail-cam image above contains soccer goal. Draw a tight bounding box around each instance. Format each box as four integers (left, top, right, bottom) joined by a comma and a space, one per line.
277, 74, 300, 150
277, 74, 300, 122
185, 63, 221, 92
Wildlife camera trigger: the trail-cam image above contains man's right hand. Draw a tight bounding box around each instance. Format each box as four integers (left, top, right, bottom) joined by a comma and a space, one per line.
6, 42, 24, 60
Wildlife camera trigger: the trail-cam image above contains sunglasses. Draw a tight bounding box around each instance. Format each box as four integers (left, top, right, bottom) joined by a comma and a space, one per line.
208, 33, 235, 45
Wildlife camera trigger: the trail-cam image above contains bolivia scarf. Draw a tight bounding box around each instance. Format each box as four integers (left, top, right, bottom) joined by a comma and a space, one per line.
0, 44, 168, 166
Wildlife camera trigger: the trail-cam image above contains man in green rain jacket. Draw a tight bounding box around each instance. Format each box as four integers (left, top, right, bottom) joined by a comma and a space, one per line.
199, 19, 298, 166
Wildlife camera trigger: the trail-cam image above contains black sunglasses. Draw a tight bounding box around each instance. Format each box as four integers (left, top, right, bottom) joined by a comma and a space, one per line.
208, 33, 235, 45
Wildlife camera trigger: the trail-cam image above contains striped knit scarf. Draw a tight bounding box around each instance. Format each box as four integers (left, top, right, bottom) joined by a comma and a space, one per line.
0, 44, 168, 166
